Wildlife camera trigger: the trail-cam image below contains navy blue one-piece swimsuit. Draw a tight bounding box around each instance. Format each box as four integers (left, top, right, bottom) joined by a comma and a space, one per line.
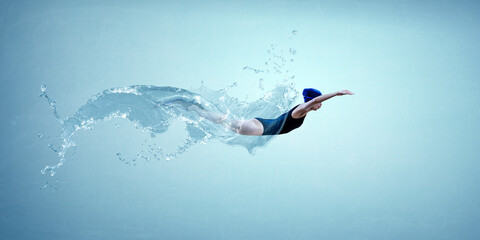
255, 105, 305, 135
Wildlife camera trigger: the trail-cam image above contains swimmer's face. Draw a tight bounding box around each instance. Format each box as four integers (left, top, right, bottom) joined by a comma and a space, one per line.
312, 102, 322, 111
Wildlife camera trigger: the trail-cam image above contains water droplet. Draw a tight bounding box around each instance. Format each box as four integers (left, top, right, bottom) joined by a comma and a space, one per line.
48, 144, 58, 153
288, 30, 298, 39
258, 78, 264, 91
289, 48, 296, 55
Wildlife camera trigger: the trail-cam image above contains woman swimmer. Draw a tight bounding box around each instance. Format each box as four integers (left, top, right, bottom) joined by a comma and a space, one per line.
183, 88, 354, 136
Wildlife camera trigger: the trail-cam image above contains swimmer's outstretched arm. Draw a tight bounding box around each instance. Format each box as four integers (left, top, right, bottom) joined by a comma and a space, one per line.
311, 89, 354, 104
293, 90, 354, 117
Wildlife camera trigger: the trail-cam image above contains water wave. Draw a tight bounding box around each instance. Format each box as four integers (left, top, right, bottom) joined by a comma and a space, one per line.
40, 83, 297, 176
40, 32, 299, 176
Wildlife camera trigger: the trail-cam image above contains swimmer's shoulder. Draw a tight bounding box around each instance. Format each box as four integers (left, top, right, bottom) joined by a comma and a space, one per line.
291, 103, 308, 119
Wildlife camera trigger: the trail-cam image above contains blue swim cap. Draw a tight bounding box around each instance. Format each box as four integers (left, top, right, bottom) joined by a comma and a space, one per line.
303, 88, 322, 102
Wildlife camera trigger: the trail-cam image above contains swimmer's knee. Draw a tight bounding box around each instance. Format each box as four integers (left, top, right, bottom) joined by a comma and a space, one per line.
238, 119, 263, 136
227, 120, 243, 133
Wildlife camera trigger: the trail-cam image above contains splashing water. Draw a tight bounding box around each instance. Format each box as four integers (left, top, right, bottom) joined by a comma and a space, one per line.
40, 84, 61, 121
40, 84, 297, 175
40, 34, 300, 176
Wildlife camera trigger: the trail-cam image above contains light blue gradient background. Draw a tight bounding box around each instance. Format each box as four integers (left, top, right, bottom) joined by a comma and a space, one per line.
1, 0, 479, 239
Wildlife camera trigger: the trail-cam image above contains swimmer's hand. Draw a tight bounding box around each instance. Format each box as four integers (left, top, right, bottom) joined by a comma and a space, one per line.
337, 90, 354, 96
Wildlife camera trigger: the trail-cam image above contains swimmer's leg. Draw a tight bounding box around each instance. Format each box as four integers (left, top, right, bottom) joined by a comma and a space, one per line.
160, 99, 205, 110
189, 106, 263, 136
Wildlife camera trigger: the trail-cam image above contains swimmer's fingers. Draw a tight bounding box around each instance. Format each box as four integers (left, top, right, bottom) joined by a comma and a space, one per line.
338, 89, 354, 95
